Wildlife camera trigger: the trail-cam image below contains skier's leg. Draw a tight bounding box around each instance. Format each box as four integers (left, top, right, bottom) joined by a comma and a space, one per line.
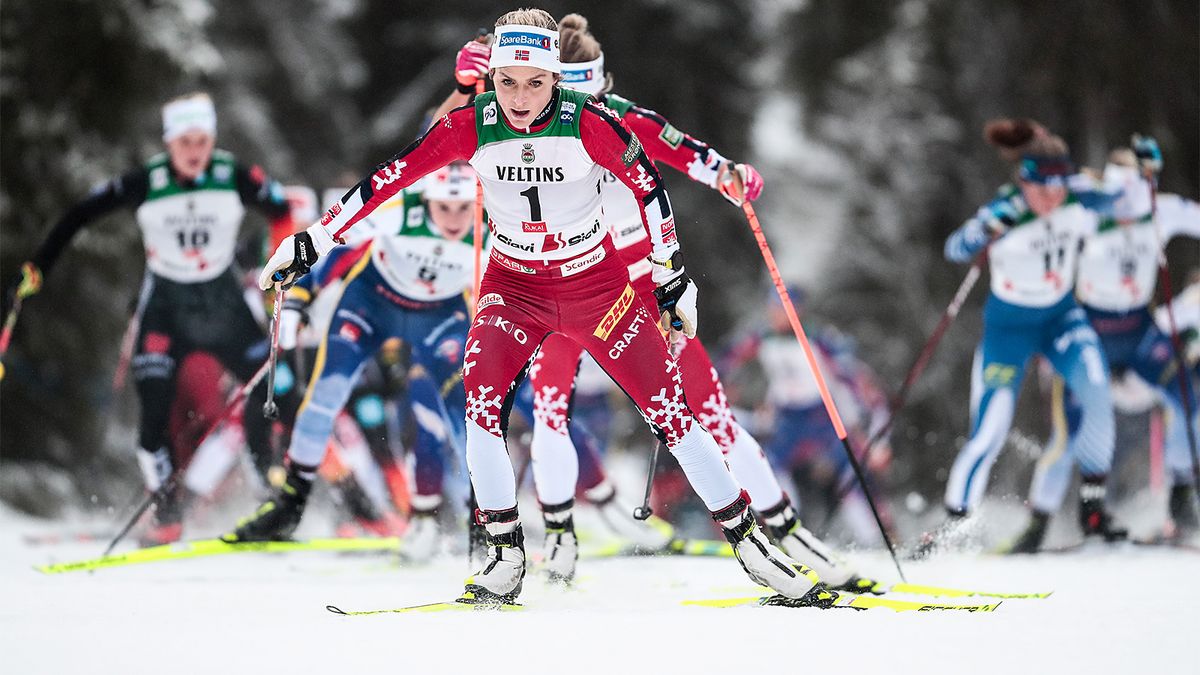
1043, 308, 1121, 539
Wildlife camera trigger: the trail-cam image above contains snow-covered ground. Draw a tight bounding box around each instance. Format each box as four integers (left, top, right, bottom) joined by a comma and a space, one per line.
2, 503, 1196, 675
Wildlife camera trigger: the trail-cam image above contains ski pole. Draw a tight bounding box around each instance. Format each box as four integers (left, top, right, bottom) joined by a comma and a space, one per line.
1146, 168, 1200, 503
740, 200, 906, 581
0, 294, 24, 382
632, 442, 662, 521
472, 77, 486, 303
831, 249, 987, 504
102, 359, 272, 555
262, 285, 284, 420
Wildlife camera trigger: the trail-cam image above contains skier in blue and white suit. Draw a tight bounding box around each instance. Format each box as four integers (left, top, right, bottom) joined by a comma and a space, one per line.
937, 133, 1124, 542
1011, 140, 1200, 551
224, 162, 484, 544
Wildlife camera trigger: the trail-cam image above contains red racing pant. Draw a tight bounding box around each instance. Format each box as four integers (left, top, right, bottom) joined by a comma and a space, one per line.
464, 237, 741, 515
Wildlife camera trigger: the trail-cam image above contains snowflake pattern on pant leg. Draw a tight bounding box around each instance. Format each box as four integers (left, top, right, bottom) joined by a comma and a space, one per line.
696, 366, 737, 451
462, 338, 483, 377
533, 385, 570, 434
637, 358, 693, 445
466, 384, 504, 436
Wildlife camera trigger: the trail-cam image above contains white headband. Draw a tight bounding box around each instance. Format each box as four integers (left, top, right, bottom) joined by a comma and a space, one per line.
560, 53, 605, 96
489, 25, 560, 73
162, 96, 216, 142
423, 164, 477, 202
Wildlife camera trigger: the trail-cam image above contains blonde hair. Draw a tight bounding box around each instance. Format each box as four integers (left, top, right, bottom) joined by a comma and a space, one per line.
495, 8, 557, 31
559, 13, 614, 95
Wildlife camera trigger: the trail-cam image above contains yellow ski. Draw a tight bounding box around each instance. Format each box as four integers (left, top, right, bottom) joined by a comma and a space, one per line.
684, 593, 1001, 612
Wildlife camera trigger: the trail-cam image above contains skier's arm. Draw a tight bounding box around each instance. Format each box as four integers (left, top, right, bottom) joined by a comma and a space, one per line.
1157, 194, 1200, 241
259, 106, 477, 289
944, 189, 1025, 263
30, 170, 148, 278
580, 101, 680, 281
620, 104, 761, 204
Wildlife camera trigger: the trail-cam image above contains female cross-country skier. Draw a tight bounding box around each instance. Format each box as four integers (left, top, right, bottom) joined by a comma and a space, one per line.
433, 14, 886, 591
255, 8, 832, 606
924, 123, 1124, 554
7, 92, 301, 545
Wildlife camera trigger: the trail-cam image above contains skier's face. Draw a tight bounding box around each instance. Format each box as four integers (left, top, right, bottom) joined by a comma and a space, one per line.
1019, 181, 1067, 217
427, 199, 473, 241
166, 130, 215, 181
493, 66, 557, 128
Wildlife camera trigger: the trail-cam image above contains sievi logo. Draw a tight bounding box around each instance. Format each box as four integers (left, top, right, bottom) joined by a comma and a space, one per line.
594, 283, 636, 340
560, 246, 605, 277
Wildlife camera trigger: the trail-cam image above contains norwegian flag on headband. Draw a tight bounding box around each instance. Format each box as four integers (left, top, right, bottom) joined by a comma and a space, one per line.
514, 49, 530, 61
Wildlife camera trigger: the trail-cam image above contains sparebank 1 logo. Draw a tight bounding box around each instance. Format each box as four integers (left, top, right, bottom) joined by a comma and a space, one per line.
498, 32, 553, 50
561, 68, 594, 84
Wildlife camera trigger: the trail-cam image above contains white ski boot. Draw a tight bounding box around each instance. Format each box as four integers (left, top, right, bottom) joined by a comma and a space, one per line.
760, 498, 880, 593
541, 499, 578, 583
585, 481, 673, 551
463, 507, 526, 604
716, 491, 823, 601
400, 494, 442, 563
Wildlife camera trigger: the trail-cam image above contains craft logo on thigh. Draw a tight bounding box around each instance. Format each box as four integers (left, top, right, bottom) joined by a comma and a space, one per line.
608, 312, 646, 359
594, 283, 636, 340
477, 292, 505, 312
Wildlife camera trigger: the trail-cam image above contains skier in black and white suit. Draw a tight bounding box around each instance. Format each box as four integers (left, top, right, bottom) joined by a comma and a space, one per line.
7, 92, 303, 544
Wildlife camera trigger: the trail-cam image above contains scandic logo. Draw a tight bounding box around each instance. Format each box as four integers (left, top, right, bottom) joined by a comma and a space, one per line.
498, 32, 552, 50
560, 246, 605, 277
593, 283, 636, 340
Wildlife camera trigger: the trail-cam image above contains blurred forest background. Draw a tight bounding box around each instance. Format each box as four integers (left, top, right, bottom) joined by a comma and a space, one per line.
1, 0, 1197, 530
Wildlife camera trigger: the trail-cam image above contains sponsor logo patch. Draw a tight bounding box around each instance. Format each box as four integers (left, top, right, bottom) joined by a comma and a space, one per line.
482, 102, 498, 126
659, 124, 684, 149
609, 312, 646, 359
560, 246, 606, 277
476, 313, 529, 344
594, 283, 636, 340
339, 321, 362, 343
560, 100, 577, 123
621, 135, 642, 167
522, 221, 548, 233
498, 32, 553, 50
521, 143, 536, 165
320, 202, 342, 226
492, 251, 536, 274
477, 292, 505, 311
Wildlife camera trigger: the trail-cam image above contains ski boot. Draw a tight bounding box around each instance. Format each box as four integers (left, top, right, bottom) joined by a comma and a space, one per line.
221, 464, 313, 543
541, 499, 579, 584
1168, 483, 1199, 540
907, 509, 973, 560
717, 491, 820, 600
400, 494, 442, 562
998, 510, 1050, 554
462, 506, 526, 605
585, 481, 673, 552
762, 583, 841, 608
1079, 480, 1127, 542
138, 483, 187, 547
759, 497, 881, 594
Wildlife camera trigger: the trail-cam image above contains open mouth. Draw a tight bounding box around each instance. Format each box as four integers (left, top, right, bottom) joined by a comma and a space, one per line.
509, 108, 531, 122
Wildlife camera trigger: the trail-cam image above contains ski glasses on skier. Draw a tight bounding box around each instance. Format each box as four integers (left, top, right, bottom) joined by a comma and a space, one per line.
1018, 155, 1074, 187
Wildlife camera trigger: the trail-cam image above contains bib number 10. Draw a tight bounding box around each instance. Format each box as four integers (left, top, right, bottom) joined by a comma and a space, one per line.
176, 228, 211, 250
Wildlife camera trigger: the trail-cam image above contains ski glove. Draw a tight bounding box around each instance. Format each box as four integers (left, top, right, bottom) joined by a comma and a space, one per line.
654, 271, 698, 340
717, 162, 764, 206
258, 223, 338, 290
455, 40, 492, 90
137, 446, 173, 492
2, 262, 42, 316
1132, 134, 1162, 177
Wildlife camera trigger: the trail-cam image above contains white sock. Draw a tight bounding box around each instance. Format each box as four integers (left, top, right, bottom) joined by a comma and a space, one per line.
530, 420, 579, 506
668, 423, 741, 511
465, 419, 518, 511
724, 423, 784, 507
